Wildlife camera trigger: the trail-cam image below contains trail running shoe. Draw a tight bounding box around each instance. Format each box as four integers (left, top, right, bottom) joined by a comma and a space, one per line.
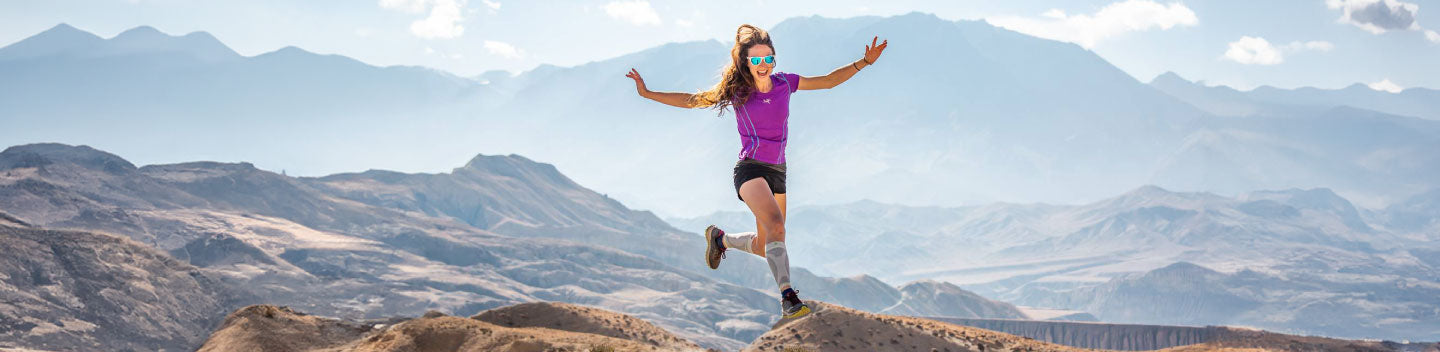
781, 289, 811, 319
704, 225, 726, 269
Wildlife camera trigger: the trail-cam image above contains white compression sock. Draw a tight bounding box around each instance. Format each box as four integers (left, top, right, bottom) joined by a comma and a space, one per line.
722, 231, 758, 255
765, 241, 792, 292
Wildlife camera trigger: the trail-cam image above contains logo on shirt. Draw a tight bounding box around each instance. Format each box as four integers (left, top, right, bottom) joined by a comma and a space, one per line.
762, 98, 772, 104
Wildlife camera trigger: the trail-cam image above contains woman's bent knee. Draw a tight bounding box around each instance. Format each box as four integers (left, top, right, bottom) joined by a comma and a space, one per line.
766, 223, 786, 242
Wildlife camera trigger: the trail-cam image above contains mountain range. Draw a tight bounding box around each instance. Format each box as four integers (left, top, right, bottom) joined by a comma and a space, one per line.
672, 184, 1440, 341
0, 143, 1029, 351
1150, 71, 1440, 121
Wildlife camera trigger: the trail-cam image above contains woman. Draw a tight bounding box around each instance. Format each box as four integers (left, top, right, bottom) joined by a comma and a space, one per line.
625, 24, 887, 319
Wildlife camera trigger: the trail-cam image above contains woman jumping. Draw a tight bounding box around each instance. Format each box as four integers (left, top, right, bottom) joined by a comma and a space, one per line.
625, 24, 887, 319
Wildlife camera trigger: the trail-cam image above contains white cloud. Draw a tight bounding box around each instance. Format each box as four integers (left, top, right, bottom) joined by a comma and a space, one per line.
1221, 37, 1334, 65
603, 0, 662, 26
1427, 30, 1440, 43
1368, 78, 1404, 93
380, 0, 468, 39
675, 19, 694, 28
1327, 0, 1421, 34
985, 0, 1198, 48
481, 0, 500, 10
1222, 36, 1284, 65
409, 0, 467, 39
483, 40, 523, 59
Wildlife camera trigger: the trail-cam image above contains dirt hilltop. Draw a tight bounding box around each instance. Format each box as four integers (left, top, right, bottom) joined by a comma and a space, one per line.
196, 305, 373, 352
193, 300, 1435, 352
745, 302, 1087, 352
473, 302, 703, 351
197, 303, 706, 352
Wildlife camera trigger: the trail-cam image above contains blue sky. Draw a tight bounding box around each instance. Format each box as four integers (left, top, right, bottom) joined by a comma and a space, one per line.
2, 0, 1437, 90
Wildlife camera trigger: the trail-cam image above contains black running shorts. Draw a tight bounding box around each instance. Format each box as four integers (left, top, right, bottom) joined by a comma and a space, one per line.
732, 158, 786, 201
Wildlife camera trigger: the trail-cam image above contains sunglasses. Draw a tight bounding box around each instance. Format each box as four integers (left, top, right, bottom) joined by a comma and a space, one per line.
748, 55, 775, 66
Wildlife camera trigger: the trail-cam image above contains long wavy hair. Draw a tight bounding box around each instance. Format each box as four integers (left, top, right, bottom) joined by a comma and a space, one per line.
692, 24, 773, 115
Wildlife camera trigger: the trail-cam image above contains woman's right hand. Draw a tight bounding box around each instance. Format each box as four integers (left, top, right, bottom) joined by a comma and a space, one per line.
624, 69, 695, 108
625, 68, 648, 96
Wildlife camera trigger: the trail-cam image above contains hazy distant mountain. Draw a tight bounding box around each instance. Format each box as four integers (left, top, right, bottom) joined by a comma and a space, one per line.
1249, 84, 1440, 121
675, 185, 1440, 341
1148, 72, 1297, 117
881, 280, 1028, 319
1153, 106, 1440, 205
1151, 71, 1440, 120
1021, 261, 1440, 341
0, 23, 496, 179
1372, 188, 1440, 236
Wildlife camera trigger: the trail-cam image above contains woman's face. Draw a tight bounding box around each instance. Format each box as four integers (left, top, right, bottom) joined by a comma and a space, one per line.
745, 44, 775, 79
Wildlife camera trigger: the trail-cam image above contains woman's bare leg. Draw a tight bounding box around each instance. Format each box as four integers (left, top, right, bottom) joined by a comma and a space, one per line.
752, 193, 787, 255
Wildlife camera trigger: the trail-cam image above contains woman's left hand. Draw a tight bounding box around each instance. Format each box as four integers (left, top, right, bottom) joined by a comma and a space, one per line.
863, 36, 888, 65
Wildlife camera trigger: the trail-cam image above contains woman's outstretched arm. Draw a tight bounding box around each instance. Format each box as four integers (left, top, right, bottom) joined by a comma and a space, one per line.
799, 36, 888, 91
626, 68, 698, 108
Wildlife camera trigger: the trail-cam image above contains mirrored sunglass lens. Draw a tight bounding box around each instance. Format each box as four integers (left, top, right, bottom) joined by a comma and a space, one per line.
750, 57, 761, 65
764, 56, 774, 64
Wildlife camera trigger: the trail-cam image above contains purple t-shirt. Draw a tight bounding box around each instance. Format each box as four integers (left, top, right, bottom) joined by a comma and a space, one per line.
735, 72, 801, 164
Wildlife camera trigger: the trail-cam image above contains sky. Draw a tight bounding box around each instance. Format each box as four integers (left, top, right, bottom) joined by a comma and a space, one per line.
2, 0, 1437, 91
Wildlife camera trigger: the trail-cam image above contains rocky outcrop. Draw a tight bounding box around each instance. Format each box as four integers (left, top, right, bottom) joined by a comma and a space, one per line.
170, 232, 279, 268
196, 305, 373, 352
0, 211, 29, 227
